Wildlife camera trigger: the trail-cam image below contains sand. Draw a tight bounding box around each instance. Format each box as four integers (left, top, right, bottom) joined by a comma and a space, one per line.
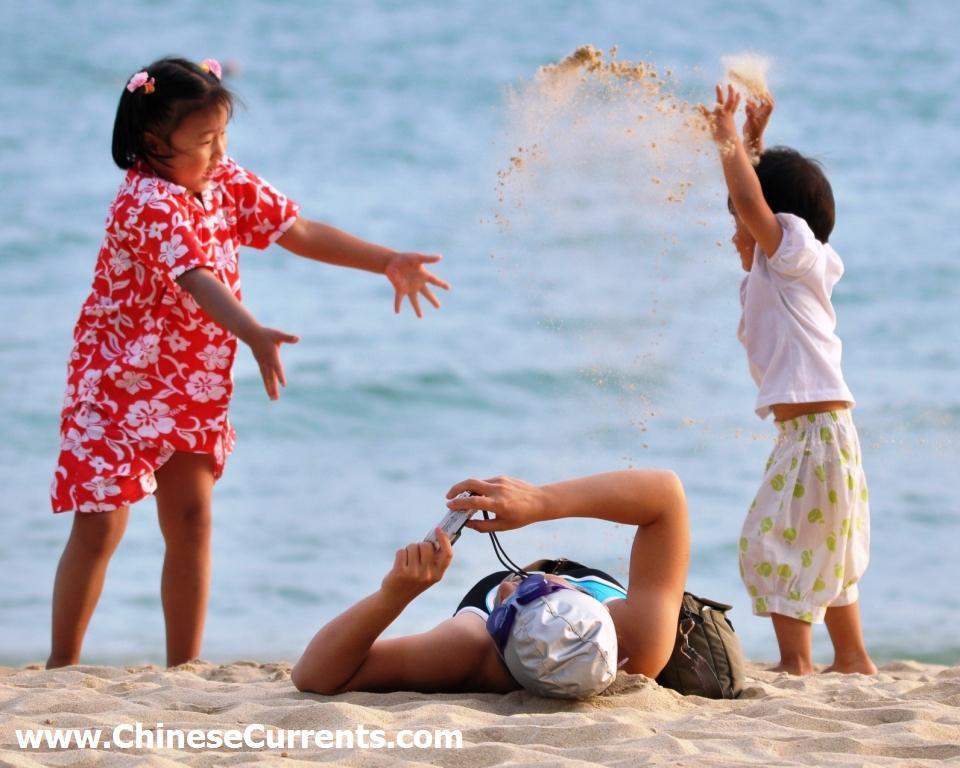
496, 45, 711, 216
722, 53, 772, 99
2, 661, 959, 766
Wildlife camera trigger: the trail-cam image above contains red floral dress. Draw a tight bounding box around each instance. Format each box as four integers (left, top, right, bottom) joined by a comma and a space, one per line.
51, 157, 299, 513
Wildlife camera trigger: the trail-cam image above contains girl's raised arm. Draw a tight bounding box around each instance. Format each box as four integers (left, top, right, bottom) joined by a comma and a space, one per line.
700, 85, 782, 258
277, 217, 450, 318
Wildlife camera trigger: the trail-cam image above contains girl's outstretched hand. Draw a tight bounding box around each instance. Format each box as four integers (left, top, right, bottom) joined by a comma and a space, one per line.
744, 92, 775, 158
249, 326, 299, 400
446, 476, 547, 533
384, 253, 450, 318
381, 532, 454, 601
699, 84, 742, 149
744, 92, 774, 141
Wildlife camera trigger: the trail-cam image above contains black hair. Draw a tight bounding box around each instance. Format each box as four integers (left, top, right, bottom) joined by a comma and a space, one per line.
754, 146, 835, 243
112, 57, 235, 169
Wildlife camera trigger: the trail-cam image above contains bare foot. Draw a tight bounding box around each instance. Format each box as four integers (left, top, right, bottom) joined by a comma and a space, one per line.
823, 656, 877, 675
769, 660, 815, 675
45, 656, 78, 670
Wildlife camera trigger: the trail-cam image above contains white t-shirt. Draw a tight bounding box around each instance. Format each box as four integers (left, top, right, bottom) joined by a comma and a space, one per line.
738, 212, 854, 419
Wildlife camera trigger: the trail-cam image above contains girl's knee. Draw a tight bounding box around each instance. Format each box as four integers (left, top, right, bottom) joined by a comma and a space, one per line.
71, 508, 128, 556
159, 502, 212, 540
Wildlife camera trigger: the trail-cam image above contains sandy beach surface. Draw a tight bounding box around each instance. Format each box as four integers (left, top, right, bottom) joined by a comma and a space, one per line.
1, 660, 958, 766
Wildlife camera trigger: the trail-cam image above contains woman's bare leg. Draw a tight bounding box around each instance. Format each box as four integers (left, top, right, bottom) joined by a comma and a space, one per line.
47, 507, 130, 668
155, 452, 215, 667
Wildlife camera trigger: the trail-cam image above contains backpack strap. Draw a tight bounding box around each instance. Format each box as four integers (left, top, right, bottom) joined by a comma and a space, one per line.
689, 594, 734, 612
677, 616, 726, 699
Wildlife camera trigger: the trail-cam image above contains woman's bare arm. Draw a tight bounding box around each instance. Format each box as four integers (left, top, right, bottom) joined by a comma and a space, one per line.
446, 469, 690, 678
292, 533, 515, 695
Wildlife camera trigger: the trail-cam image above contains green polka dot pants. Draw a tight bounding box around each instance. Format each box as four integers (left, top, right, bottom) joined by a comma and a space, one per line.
739, 409, 870, 624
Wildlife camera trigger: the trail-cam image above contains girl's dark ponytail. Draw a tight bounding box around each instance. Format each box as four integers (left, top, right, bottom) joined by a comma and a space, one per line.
111, 57, 234, 170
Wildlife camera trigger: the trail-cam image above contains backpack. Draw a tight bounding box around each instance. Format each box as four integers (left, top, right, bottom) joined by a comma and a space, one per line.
655, 592, 745, 699
515, 560, 744, 698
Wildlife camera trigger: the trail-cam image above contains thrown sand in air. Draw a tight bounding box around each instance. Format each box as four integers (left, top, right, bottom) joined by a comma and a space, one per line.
494, 45, 714, 224
489, 46, 780, 449
490, 46, 725, 445
722, 52, 772, 98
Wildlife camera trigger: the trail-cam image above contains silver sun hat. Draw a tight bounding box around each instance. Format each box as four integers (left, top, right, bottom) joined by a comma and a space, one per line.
500, 587, 619, 698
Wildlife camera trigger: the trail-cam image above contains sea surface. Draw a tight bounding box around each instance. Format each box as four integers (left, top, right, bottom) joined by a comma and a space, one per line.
1, 0, 957, 667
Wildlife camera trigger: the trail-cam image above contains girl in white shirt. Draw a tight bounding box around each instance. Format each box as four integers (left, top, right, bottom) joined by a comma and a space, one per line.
701, 86, 875, 676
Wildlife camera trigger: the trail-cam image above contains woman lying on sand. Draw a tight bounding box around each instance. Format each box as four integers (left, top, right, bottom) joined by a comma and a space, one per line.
292, 469, 689, 698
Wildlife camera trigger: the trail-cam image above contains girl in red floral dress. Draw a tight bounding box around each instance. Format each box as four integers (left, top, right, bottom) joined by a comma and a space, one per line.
48, 57, 449, 668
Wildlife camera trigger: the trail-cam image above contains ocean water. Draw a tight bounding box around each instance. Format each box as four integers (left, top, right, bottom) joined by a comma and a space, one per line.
1, 1, 957, 667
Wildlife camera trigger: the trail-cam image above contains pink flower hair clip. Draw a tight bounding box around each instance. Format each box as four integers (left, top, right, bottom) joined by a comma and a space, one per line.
126, 71, 156, 94
199, 58, 222, 80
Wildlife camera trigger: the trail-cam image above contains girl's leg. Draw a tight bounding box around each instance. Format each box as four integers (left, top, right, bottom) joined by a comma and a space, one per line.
770, 613, 814, 675
154, 452, 215, 667
47, 507, 130, 668
823, 602, 877, 674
